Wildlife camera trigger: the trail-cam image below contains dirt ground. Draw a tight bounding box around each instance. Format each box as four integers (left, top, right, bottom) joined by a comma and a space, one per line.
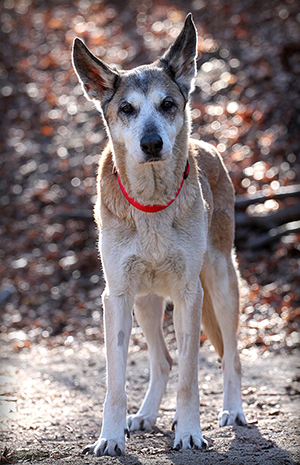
1, 336, 299, 465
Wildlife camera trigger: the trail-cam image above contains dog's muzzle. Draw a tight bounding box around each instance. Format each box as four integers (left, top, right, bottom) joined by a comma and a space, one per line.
140, 133, 163, 161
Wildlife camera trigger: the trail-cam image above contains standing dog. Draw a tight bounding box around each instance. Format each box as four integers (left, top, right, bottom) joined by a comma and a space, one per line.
72, 13, 247, 457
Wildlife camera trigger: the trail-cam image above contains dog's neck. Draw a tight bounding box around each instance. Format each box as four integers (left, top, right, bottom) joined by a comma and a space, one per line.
113, 146, 188, 207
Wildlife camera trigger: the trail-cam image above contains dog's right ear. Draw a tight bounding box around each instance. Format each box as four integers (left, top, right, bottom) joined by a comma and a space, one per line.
72, 38, 119, 103
159, 14, 197, 100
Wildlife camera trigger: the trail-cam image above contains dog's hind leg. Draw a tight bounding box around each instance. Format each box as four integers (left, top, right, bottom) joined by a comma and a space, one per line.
203, 252, 247, 427
127, 292, 172, 431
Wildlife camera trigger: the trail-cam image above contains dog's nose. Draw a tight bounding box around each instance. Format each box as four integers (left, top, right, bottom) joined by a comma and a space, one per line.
140, 134, 163, 158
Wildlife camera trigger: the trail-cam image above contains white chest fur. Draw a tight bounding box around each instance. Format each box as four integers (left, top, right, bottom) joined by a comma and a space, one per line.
100, 207, 205, 300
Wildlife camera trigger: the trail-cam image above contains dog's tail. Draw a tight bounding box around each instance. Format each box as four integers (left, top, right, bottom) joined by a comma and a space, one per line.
201, 280, 224, 359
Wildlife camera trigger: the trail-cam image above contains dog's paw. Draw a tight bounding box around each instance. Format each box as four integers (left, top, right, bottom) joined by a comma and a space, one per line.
218, 409, 247, 427
127, 413, 154, 432
174, 430, 208, 451
82, 437, 125, 457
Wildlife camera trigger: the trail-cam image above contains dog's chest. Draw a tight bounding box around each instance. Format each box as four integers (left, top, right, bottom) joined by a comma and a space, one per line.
126, 212, 200, 297
134, 213, 175, 264
135, 221, 164, 263
101, 207, 205, 299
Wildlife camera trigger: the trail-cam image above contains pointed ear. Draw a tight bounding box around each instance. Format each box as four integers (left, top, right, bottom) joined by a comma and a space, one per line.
72, 38, 119, 103
160, 13, 197, 100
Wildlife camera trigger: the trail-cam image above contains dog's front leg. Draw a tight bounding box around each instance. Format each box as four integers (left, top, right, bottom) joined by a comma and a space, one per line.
172, 279, 208, 451
83, 290, 133, 457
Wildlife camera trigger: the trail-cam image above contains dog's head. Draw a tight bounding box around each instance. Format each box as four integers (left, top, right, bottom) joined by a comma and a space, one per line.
72, 14, 197, 165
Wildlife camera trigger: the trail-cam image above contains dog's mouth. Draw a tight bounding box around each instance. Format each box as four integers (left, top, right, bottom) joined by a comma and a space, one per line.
143, 157, 163, 164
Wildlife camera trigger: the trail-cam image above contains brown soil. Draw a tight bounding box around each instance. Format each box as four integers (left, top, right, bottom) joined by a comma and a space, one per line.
1, 339, 299, 464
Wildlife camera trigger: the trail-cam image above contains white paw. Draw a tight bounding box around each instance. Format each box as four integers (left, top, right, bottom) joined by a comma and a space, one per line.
127, 413, 154, 431
174, 428, 208, 451
218, 409, 247, 427
82, 437, 125, 457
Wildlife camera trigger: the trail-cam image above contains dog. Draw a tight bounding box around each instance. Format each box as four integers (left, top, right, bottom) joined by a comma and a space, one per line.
72, 13, 247, 457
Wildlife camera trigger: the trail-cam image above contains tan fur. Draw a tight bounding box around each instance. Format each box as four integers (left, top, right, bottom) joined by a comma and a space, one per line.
95, 138, 239, 361
73, 14, 246, 457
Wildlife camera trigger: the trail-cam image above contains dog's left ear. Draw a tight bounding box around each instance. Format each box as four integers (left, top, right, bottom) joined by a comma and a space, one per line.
160, 13, 197, 100
72, 38, 119, 104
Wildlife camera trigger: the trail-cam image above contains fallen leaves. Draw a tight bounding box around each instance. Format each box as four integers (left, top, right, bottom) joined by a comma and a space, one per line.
0, 447, 13, 464
0, 0, 299, 353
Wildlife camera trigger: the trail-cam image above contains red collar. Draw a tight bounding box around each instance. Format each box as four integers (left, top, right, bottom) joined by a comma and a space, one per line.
115, 160, 190, 213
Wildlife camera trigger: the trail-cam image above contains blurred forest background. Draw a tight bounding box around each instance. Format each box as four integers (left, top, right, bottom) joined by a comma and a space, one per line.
0, 0, 299, 355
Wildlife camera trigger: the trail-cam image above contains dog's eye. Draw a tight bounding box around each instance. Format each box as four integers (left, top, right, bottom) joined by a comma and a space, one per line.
120, 102, 134, 114
161, 99, 174, 110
